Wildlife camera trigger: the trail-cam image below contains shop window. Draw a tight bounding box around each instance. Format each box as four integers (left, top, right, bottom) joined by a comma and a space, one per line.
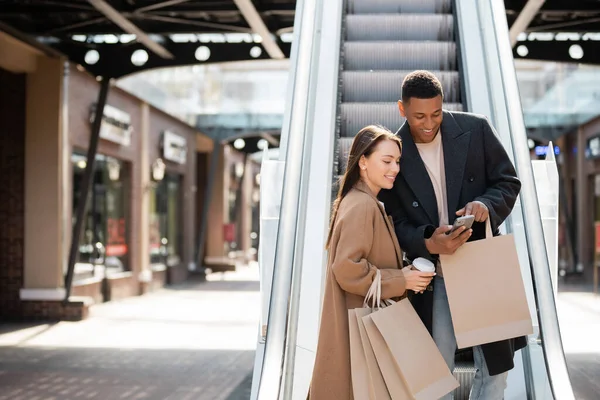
72, 153, 130, 280
149, 173, 182, 268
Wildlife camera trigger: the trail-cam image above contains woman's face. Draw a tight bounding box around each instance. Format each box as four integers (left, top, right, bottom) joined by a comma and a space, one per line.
359, 139, 401, 194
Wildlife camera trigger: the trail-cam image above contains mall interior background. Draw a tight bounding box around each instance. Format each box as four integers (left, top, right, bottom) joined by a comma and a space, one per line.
119, 56, 600, 285
2, 30, 600, 321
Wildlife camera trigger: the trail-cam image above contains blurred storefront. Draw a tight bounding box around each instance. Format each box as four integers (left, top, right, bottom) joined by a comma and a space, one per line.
67, 66, 208, 303
0, 35, 213, 320
516, 60, 600, 281
119, 60, 284, 271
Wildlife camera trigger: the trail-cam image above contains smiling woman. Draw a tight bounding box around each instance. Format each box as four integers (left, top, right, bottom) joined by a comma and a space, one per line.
310, 124, 435, 399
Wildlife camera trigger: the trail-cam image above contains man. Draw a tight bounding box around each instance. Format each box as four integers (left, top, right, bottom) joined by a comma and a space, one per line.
379, 70, 527, 399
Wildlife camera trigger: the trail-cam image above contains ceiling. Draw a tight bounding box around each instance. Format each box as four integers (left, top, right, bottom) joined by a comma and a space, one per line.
0, 0, 599, 78
0, 0, 295, 78
506, 0, 600, 64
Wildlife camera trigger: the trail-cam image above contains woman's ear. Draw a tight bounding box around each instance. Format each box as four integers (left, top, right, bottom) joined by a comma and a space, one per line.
358, 155, 367, 171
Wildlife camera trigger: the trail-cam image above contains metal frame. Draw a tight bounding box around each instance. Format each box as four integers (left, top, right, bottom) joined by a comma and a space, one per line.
64, 77, 110, 302
513, 38, 600, 65
50, 41, 292, 79
87, 0, 174, 59
233, 0, 285, 59
509, 0, 546, 47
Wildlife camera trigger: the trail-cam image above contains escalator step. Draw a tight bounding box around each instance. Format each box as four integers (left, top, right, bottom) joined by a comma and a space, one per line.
342, 71, 460, 103
340, 102, 463, 138
347, 0, 452, 14
346, 15, 454, 41
344, 42, 456, 71
453, 362, 476, 400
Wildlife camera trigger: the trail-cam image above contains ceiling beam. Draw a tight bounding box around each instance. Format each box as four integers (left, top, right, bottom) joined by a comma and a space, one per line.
232, 0, 285, 59
509, 0, 546, 47
87, 0, 173, 59
140, 14, 251, 34
527, 16, 600, 32
505, 0, 600, 12
134, 0, 193, 14
260, 132, 280, 147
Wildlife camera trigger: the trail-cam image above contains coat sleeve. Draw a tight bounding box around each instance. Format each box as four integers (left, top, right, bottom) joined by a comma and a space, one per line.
379, 189, 436, 262
330, 201, 406, 300
473, 117, 522, 232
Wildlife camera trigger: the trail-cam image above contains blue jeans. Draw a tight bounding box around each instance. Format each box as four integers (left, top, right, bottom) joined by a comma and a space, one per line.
432, 276, 508, 400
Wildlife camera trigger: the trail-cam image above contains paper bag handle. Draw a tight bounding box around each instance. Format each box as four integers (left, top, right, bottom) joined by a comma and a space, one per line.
363, 269, 382, 309
485, 218, 493, 239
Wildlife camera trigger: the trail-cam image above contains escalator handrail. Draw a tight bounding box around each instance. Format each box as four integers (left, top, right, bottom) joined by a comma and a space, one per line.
254, 0, 322, 398
487, 2, 575, 399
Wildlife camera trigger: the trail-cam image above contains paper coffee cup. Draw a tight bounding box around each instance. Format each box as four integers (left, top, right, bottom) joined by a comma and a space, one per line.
412, 257, 435, 273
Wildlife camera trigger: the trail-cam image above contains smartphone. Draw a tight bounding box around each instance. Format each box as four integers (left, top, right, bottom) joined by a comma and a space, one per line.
447, 215, 475, 235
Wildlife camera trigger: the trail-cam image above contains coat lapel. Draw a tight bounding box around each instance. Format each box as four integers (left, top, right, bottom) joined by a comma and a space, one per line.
354, 181, 404, 268
397, 122, 439, 225
441, 111, 471, 223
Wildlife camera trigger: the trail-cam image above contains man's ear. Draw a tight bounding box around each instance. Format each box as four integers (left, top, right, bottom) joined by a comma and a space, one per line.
398, 100, 406, 118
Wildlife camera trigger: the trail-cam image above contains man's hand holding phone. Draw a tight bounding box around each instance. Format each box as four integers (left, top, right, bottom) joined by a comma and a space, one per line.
425, 224, 472, 255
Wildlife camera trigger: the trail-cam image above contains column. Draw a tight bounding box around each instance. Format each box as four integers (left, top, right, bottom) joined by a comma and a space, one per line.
183, 133, 197, 271
240, 158, 253, 259
21, 57, 66, 299
137, 102, 151, 288
576, 127, 587, 273
206, 145, 226, 260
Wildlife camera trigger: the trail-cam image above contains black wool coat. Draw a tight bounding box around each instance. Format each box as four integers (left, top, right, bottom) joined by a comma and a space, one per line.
379, 110, 527, 376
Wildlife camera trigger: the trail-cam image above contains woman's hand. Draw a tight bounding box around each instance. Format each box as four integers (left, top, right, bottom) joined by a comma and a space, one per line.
401, 266, 435, 293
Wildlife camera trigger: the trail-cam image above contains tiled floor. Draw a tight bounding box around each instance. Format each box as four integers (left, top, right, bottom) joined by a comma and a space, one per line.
0, 264, 260, 400
556, 283, 600, 400
0, 265, 598, 399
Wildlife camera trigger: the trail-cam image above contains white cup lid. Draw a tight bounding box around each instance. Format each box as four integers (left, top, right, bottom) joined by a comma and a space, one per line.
413, 257, 435, 272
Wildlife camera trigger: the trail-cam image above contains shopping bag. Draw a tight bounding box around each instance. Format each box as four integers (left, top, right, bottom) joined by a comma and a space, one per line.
349, 307, 373, 400
439, 218, 533, 348
355, 308, 392, 400
368, 299, 459, 400
349, 269, 390, 400
361, 310, 412, 399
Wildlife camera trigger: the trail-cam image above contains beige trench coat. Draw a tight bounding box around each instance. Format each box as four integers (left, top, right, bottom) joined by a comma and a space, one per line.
309, 181, 408, 400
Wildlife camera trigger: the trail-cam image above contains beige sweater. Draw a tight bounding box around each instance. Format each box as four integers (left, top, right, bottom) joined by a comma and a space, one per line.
416, 131, 448, 275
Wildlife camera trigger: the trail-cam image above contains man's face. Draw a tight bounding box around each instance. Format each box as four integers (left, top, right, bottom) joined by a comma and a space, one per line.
398, 95, 443, 144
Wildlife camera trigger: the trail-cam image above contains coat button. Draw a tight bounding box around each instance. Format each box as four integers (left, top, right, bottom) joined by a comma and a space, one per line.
469, 177, 474, 182
412, 201, 419, 208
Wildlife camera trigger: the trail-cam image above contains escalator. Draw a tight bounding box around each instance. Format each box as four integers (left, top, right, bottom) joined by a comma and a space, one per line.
253, 0, 575, 399
339, 1, 475, 398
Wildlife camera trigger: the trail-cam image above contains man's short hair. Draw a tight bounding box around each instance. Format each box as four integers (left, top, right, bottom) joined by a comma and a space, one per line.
401, 70, 444, 103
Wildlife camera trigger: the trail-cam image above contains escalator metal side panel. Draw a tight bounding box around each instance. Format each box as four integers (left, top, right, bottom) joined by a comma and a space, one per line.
288, 0, 345, 398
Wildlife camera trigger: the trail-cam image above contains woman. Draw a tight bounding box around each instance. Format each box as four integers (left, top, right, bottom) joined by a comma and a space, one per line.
310, 125, 435, 399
